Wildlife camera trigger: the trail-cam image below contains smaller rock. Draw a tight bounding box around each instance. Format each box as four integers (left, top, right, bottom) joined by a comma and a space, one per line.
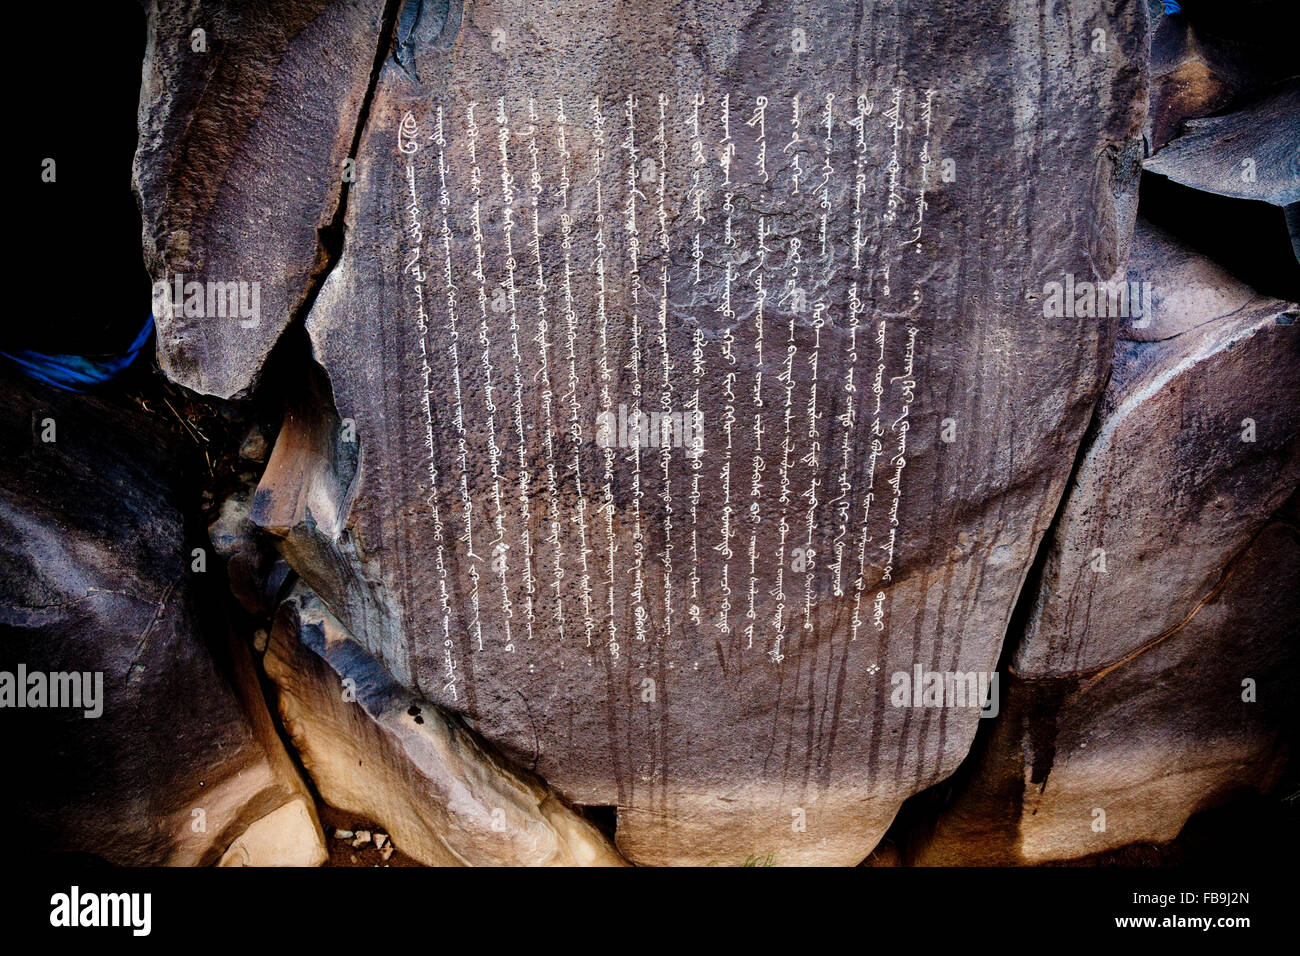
352, 830, 371, 848
333, 829, 353, 841
239, 427, 269, 463
265, 583, 626, 866
380, 845, 394, 862
209, 488, 277, 615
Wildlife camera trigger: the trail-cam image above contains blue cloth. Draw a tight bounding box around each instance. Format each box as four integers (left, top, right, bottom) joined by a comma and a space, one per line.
1162, 1, 1181, 14
1, 314, 154, 392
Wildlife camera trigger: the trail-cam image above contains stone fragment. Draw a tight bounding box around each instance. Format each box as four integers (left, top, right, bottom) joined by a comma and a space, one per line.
265, 584, 626, 866
133, 0, 388, 398
912, 520, 1298, 864
1143, 82, 1300, 209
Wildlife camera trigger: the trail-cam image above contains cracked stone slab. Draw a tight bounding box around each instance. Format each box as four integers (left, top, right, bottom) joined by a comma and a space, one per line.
254, 0, 1148, 864
134, 0, 388, 399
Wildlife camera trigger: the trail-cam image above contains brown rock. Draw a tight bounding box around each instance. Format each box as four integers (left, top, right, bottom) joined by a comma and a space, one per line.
1143, 81, 1300, 209
265, 583, 626, 866
0, 373, 325, 866
252, 0, 1149, 864
133, 0, 387, 399
1017, 303, 1299, 678
1121, 217, 1276, 343
911, 276, 1298, 863
913, 519, 1298, 864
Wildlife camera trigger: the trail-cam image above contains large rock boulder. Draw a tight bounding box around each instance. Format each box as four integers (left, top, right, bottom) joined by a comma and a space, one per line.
910, 225, 1299, 863
250, 0, 1150, 864
0, 371, 325, 866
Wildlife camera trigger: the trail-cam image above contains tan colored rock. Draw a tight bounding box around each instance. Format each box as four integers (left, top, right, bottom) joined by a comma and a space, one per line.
264, 584, 626, 867
219, 797, 328, 867
1146, 14, 1240, 151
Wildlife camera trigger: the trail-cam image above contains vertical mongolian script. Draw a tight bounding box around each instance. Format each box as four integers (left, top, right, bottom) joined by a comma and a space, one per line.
400, 111, 459, 697
622, 93, 649, 645
590, 98, 620, 661
495, 97, 537, 646
830, 94, 872, 606
525, 97, 566, 642
556, 99, 597, 647
882, 88, 933, 606
713, 92, 737, 637
434, 108, 485, 658
654, 93, 675, 644
743, 94, 770, 651
466, 102, 515, 653
800, 94, 836, 636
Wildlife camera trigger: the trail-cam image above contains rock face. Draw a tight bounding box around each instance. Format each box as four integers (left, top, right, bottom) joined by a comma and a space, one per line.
1143, 82, 1299, 209
1144, 4, 1297, 153
911, 518, 1298, 865
1122, 217, 1278, 343
265, 583, 625, 866
246, 0, 1150, 864
133, 0, 387, 399
0, 372, 326, 867
910, 224, 1299, 864
1019, 307, 1299, 678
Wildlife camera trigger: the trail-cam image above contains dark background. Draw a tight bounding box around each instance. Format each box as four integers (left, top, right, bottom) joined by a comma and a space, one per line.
8, 3, 149, 354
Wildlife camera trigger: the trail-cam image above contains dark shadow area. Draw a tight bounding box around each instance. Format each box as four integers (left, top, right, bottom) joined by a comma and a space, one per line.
8, 3, 150, 354
1139, 173, 1300, 301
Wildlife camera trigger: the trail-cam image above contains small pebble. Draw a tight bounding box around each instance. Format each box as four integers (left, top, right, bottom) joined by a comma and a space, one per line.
333, 829, 353, 841
239, 428, 268, 462
352, 829, 372, 848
